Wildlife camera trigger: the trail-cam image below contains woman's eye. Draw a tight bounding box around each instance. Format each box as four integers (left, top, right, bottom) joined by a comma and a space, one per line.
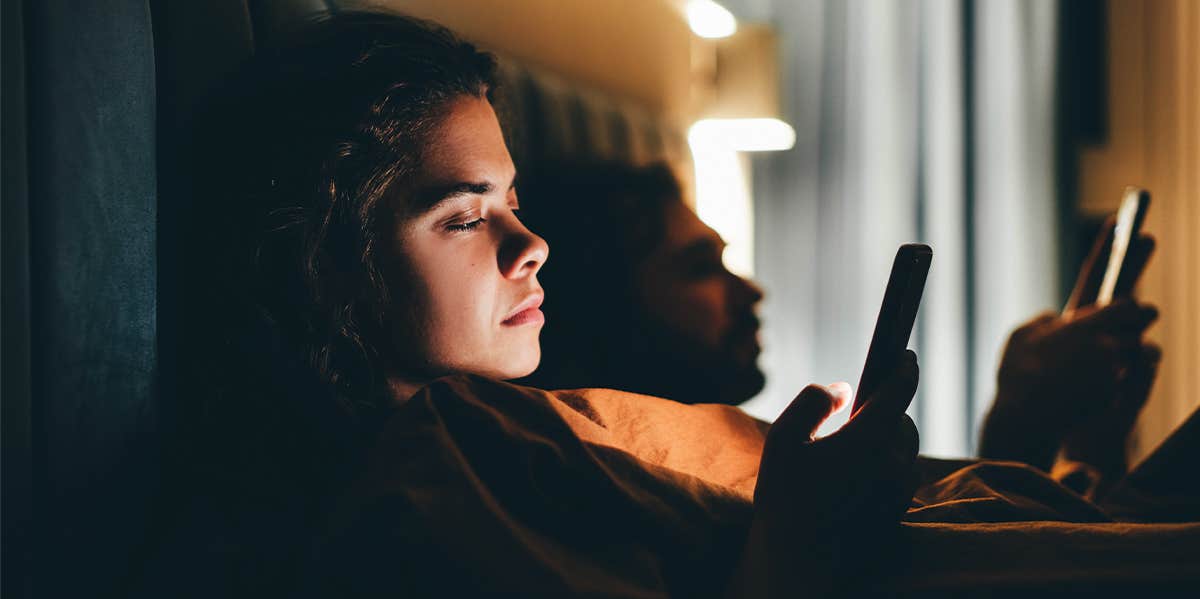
447, 218, 486, 232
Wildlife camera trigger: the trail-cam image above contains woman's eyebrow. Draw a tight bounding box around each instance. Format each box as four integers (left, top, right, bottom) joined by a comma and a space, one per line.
415, 173, 519, 213
410, 181, 493, 216
418, 181, 493, 210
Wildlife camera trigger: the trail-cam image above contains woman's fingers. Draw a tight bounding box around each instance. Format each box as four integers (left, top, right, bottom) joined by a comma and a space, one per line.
825, 382, 853, 414
853, 448, 921, 530
843, 351, 919, 442
895, 414, 920, 463
775, 384, 843, 441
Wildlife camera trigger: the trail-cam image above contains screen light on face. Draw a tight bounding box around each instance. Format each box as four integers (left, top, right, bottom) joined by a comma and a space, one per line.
687, 0, 737, 39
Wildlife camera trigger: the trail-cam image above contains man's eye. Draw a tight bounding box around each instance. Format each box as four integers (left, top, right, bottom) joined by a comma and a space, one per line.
447, 218, 486, 232
685, 260, 724, 279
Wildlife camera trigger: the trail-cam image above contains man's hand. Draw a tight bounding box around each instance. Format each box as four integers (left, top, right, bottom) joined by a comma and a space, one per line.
981, 219, 1160, 479
982, 302, 1159, 469
1064, 216, 1155, 315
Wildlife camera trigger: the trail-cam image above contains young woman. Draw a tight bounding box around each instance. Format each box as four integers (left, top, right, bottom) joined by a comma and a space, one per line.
145, 12, 921, 599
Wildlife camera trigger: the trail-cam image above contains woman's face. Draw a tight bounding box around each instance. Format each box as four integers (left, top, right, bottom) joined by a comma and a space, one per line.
383, 96, 548, 382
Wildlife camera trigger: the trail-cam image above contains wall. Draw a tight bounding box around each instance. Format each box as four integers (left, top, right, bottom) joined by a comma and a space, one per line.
355, 0, 693, 122
1077, 0, 1200, 463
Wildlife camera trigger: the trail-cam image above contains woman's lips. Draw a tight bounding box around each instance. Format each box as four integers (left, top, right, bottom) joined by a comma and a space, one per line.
502, 307, 545, 327
502, 292, 545, 326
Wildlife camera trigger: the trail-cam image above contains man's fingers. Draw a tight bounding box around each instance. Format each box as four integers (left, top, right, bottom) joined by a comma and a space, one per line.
844, 351, 919, 439
1065, 217, 1116, 313
1115, 235, 1156, 299
1067, 299, 1158, 338
1116, 343, 1162, 420
1014, 311, 1059, 340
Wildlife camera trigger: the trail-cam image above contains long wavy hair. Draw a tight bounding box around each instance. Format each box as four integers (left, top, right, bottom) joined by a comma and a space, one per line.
204, 13, 497, 416
158, 12, 498, 591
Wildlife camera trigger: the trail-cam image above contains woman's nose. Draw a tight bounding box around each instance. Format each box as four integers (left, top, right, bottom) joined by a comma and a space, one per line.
499, 222, 549, 279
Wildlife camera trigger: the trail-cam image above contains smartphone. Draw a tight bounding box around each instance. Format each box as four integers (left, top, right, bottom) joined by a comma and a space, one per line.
1095, 187, 1150, 307
851, 244, 933, 416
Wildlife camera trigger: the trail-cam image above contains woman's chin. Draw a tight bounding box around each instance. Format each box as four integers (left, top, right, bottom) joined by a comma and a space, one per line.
500, 346, 541, 380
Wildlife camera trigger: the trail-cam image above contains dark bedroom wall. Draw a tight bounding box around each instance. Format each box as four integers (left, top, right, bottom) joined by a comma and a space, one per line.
2, 0, 33, 596
22, 0, 159, 596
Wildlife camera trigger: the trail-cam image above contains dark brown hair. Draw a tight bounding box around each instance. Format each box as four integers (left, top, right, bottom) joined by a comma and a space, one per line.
160, 13, 499, 591
255, 12, 492, 405
191, 12, 498, 423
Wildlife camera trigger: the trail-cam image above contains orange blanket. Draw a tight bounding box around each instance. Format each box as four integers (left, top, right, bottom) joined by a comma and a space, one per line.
311, 375, 1200, 597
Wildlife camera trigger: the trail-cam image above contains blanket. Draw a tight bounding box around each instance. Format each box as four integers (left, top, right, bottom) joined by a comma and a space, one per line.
310, 375, 1200, 597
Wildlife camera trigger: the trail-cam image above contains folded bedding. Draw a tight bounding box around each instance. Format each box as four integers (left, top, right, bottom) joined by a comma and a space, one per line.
311, 375, 1200, 597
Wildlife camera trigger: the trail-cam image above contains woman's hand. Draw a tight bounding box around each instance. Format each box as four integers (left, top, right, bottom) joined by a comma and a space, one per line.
727, 351, 920, 598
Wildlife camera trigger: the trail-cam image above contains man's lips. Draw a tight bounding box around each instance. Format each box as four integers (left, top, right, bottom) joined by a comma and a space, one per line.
731, 314, 762, 357
502, 292, 545, 326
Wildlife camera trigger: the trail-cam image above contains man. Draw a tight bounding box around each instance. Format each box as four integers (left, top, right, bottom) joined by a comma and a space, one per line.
519, 161, 765, 406
521, 161, 1160, 492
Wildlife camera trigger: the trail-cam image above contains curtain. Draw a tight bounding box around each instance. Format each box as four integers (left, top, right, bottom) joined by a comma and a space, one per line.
740, 0, 1061, 457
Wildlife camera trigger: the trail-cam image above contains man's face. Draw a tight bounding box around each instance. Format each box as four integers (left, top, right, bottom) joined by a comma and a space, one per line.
633, 199, 765, 402
382, 96, 549, 381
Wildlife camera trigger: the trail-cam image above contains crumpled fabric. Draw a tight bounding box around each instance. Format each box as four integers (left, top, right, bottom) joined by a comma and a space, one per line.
308, 375, 1200, 597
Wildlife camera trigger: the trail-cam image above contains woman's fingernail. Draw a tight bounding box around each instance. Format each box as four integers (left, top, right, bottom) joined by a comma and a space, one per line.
826, 382, 852, 410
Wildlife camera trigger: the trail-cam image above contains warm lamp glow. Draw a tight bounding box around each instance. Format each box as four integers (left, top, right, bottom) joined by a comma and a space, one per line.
687, 0, 737, 39
688, 118, 796, 276
690, 146, 755, 277
688, 118, 796, 152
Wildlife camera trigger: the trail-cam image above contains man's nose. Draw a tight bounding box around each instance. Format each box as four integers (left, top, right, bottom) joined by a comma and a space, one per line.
732, 272, 764, 305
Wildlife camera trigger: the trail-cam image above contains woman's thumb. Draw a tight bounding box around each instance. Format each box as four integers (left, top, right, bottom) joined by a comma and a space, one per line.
774, 384, 848, 440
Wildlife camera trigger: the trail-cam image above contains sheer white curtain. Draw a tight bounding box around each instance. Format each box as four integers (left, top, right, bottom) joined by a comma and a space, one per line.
738, 0, 1060, 457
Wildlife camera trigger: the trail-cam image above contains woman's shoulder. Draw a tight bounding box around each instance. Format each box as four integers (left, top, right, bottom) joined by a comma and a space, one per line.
403, 376, 765, 498
316, 375, 753, 597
